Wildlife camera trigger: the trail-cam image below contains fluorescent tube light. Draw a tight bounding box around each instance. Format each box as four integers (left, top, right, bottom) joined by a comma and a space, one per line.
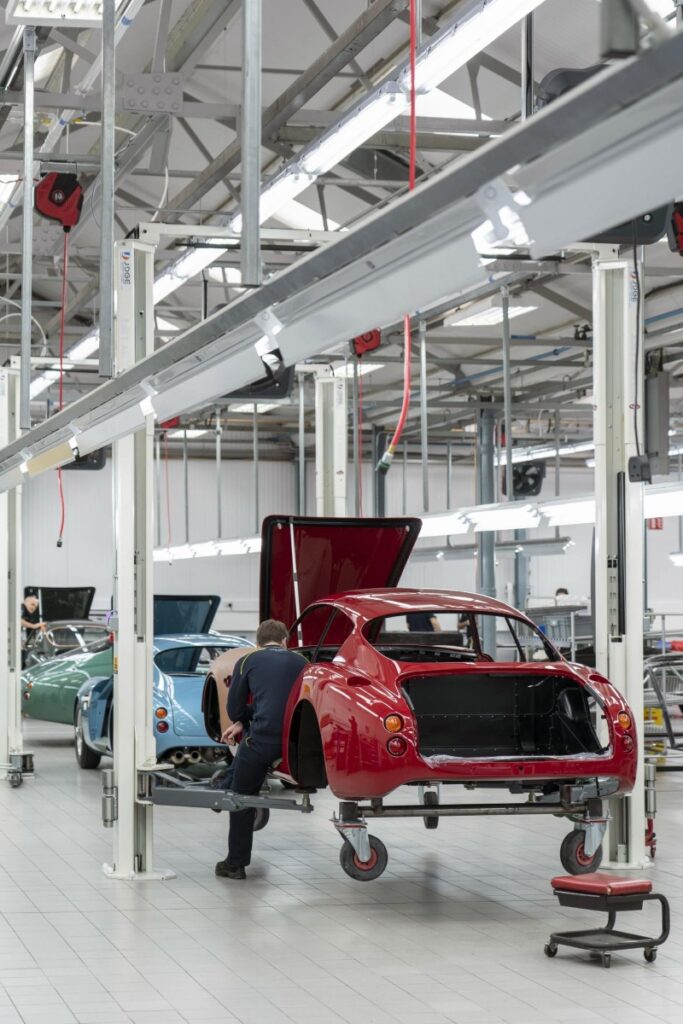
670, 551, 683, 567
447, 297, 538, 327
419, 512, 470, 538
497, 440, 595, 467
214, 536, 262, 556
7, 0, 126, 27
166, 429, 207, 439
448, 304, 537, 327
231, 167, 315, 233
300, 85, 406, 178
470, 503, 540, 531
230, 402, 280, 414
644, 488, 683, 518
541, 499, 596, 527
399, 0, 548, 93
333, 362, 384, 379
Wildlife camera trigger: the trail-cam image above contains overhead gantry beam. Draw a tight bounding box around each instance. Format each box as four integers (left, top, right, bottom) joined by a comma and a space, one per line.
3, 31, 683, 488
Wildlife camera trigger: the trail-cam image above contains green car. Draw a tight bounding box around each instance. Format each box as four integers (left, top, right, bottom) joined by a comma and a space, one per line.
23, 639, 113, 725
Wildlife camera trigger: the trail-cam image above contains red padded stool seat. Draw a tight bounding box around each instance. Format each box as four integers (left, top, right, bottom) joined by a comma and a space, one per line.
552, 873, 653, 897
545, 871, 669, 967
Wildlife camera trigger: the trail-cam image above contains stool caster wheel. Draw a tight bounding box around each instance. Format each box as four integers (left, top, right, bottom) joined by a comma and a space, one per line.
644, 948, 657, 963
544, 943, 557, 958
8, 772, 22, 788
601, 953, 611, 969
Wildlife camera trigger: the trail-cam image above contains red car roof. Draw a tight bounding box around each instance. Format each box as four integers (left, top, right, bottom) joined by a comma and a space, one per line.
318, 588, 531, 622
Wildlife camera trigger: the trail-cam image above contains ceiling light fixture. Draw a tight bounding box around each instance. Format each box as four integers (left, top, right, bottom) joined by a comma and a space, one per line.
166, 428, 208, 439
7, 0, 126, 27
333, 362, 384, 379
419, 512, 470, 538
447, 298, 538, 327
469, 503, 540, 532
230, 402, 280, 414
540, 499, 596, 527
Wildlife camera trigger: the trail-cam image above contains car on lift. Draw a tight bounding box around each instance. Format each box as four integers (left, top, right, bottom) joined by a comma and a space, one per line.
22, 595, 252, 769
203, 516, 637, 880
22, 586, 108, 669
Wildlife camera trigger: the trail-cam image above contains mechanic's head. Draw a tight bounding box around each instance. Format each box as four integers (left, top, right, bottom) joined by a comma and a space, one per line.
256, 619, 288, 648
24, 595, 39, 613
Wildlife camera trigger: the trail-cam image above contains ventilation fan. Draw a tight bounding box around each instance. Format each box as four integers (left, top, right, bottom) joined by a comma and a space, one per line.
502, 460, 546, 498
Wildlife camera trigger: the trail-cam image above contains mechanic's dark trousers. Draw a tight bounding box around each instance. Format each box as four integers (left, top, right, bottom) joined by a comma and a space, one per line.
227, 737, 281, 867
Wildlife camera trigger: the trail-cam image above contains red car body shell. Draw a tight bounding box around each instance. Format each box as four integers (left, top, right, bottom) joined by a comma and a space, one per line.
277, 589, 637, 801
256, 516, 636, 803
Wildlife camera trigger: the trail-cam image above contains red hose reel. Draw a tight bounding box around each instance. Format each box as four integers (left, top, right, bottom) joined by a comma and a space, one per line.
35, 173, 84, 232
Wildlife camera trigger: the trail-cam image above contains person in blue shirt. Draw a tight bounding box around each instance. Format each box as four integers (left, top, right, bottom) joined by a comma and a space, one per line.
215, 618, 306, 880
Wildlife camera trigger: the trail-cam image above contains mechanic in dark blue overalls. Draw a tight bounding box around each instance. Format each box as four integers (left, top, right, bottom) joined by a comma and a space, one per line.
215, 618, 306, 880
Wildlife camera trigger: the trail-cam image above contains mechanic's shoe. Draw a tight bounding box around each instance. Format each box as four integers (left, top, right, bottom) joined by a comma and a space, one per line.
215, 860, 246, 880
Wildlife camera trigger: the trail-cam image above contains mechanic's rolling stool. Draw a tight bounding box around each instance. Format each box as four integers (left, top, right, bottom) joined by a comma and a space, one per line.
545, 873, 670, 968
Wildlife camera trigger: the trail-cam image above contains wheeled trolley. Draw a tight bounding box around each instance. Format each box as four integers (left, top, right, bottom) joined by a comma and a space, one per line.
545, 872, 670, 968
333, 778, 616, 881
1, 751, 34, 788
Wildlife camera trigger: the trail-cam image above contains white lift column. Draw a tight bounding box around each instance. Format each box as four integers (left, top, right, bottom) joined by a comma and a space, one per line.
0, 370, 23, 780
593, 247, 646, 868
105, 241, 173, 880
315, 372, 347, 516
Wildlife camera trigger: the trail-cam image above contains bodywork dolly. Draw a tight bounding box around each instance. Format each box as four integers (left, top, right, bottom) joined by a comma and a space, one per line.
332, 779, 617, 880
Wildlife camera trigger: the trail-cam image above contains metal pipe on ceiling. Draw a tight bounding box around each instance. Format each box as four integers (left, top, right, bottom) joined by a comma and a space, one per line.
501, 288, 514, 500
419, 319, 430, 512
298, 374, 306, 515
521, 13, 534, 120
253, 403, 260, 533
215, 408, 223, 538
241, 0, 263, 287
98, 0, 116, 380
19, 26, 35, 431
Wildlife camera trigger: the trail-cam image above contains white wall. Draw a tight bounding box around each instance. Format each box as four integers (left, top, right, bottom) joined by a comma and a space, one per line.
21, 452, 683, 636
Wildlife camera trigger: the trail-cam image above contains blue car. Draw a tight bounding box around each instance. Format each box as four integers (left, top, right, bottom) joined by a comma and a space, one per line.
69, 595, 253, 769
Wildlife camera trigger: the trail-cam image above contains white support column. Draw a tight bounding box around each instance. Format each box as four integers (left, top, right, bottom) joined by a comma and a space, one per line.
0, 370, 22, 777
105, 241, 173, 880
315, 372, 347, 516
593, 247, 646, 868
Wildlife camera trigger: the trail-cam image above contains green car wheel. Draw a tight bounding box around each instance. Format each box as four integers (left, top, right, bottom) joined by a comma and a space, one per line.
74, 707, 102, 770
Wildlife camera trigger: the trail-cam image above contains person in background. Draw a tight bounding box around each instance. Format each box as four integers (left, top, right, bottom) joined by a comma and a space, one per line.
21, 590, 46, 669
555, 587, 570, 604
21, 591, 46, 640
406, 612, 441, 632
215, 618, 306, 880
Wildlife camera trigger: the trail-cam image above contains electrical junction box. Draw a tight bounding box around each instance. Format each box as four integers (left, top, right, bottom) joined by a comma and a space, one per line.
645, 371, 670, 476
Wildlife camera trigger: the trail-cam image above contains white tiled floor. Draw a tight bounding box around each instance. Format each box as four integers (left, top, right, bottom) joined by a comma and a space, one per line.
1, 721, 683, 1024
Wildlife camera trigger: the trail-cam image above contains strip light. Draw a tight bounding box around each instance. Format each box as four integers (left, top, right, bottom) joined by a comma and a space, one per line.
670, 551, 683, 567
540, 499, 596, 527
470, 503, 541, 532
30, 0, 548, 400
7, 0, 126, 27
333, 362, 384, 379
419, 512, 470, 537
154, 536, 262, 563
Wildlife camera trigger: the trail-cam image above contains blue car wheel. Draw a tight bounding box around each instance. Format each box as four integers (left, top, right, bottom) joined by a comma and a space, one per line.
74, 706, 102, 770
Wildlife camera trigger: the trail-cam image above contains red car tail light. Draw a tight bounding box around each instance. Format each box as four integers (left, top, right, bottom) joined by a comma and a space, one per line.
384, 714, 404, 733
156, 721, 169, 733
387, 736, 407, 756
617, 712, 632, 730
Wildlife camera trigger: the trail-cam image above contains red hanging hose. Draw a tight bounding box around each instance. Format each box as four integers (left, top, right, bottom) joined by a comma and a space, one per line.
377, 0, 417, 474
56, 229, 69, 547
